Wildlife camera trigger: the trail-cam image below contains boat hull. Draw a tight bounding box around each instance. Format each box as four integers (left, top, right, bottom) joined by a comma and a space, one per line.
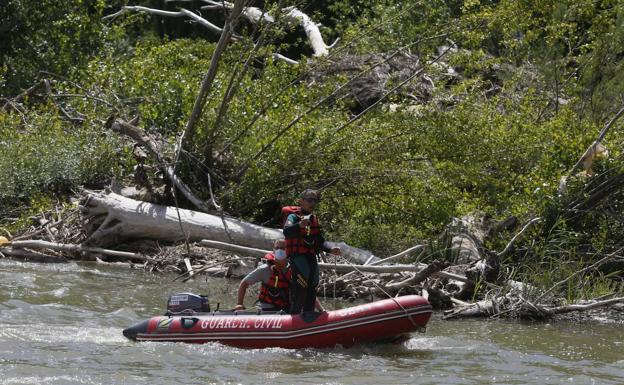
123, 295, 432, 349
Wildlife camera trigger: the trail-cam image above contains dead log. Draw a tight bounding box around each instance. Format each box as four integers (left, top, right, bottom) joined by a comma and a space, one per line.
80, 191, 377, 264
81, 191, 280, 248
450, 215, 487, 264
443, 295, 624, 320
0, 247, 67, 263
542, 297, 624, 316
5, 240, 147, 262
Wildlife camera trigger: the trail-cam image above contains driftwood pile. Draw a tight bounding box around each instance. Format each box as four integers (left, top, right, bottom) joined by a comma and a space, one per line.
1, 190, 622, 321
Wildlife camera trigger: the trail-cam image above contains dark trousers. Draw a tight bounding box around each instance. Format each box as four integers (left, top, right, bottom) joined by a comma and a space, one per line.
289, 254, 319, 314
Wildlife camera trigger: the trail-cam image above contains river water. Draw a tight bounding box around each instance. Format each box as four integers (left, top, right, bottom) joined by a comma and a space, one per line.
1, 258, 622, 385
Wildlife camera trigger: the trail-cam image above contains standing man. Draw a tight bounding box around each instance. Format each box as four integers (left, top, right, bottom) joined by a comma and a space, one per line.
283, 189, 340, 315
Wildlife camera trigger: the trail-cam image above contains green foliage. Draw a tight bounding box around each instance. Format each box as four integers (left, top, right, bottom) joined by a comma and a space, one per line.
0, 104, 127, 206
1, 0, 623, 296
0, 0, 118, 94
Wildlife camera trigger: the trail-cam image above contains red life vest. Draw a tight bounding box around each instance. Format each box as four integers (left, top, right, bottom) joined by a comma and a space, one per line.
281, 205, 301, 227
258, 263, 291, 310
283, 206, 322, 256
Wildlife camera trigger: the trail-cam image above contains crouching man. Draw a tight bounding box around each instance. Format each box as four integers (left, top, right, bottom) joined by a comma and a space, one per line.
233, 238, 324, 312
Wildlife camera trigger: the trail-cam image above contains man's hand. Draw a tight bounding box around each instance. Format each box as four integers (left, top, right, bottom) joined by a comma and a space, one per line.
233, 304, 245, 311
330, 247, 341, 256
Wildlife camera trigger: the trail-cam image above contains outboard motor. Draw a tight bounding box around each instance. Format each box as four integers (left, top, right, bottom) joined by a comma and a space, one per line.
166, 293, 210, 315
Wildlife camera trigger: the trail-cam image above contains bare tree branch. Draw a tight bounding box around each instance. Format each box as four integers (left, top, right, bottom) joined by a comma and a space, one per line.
103, 6, 228, 36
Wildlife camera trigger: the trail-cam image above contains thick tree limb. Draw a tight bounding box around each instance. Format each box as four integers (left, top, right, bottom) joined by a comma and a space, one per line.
201, 1, 332, 57
108, 118, 212, 213
201, 0, 274, 24
282, 7, 331, 57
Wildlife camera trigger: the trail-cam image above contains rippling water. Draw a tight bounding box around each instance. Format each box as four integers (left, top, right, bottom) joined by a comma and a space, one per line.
1, 258, 622, 385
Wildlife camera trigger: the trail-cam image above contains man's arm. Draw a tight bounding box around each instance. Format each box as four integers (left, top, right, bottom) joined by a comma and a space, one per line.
283, 213, 301, 237
233, 265, 270, 310
234, 281, 250, 310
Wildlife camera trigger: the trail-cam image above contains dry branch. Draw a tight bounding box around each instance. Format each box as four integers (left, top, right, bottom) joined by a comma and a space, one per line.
535, 247, 623, 303
385, 260, 448, 290
104, 6, 227, 36
444, 294, 624, 320
5, 240, 147, 262
108, 118, 212, 213
201, 1, 333, 57
542, 297, 624, 315
568, 104, 624, 177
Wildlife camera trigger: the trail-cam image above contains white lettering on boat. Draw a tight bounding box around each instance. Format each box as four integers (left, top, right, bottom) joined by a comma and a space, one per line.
253, 317, 283, 329
335, 305, 372, 318
199, 317, 284, 330
200, 318, 254, 329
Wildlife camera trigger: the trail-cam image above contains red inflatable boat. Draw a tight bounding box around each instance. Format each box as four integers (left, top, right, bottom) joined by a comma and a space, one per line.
123, 295, 432, 349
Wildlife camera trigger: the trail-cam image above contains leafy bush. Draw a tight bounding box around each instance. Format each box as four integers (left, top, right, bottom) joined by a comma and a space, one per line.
0, 104, 127, 205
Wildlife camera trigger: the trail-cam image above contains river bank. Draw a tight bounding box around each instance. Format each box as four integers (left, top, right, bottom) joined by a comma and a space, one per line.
2, 194, 624, 324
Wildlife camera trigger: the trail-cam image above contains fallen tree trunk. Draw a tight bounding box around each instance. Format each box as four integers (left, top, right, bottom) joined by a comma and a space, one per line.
5, 240, 148, 262
80, 191, 378, 264
81, 191, 280, 248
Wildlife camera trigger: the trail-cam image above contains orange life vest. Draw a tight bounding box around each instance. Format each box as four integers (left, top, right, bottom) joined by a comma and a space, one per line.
258, 263, 291, 310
